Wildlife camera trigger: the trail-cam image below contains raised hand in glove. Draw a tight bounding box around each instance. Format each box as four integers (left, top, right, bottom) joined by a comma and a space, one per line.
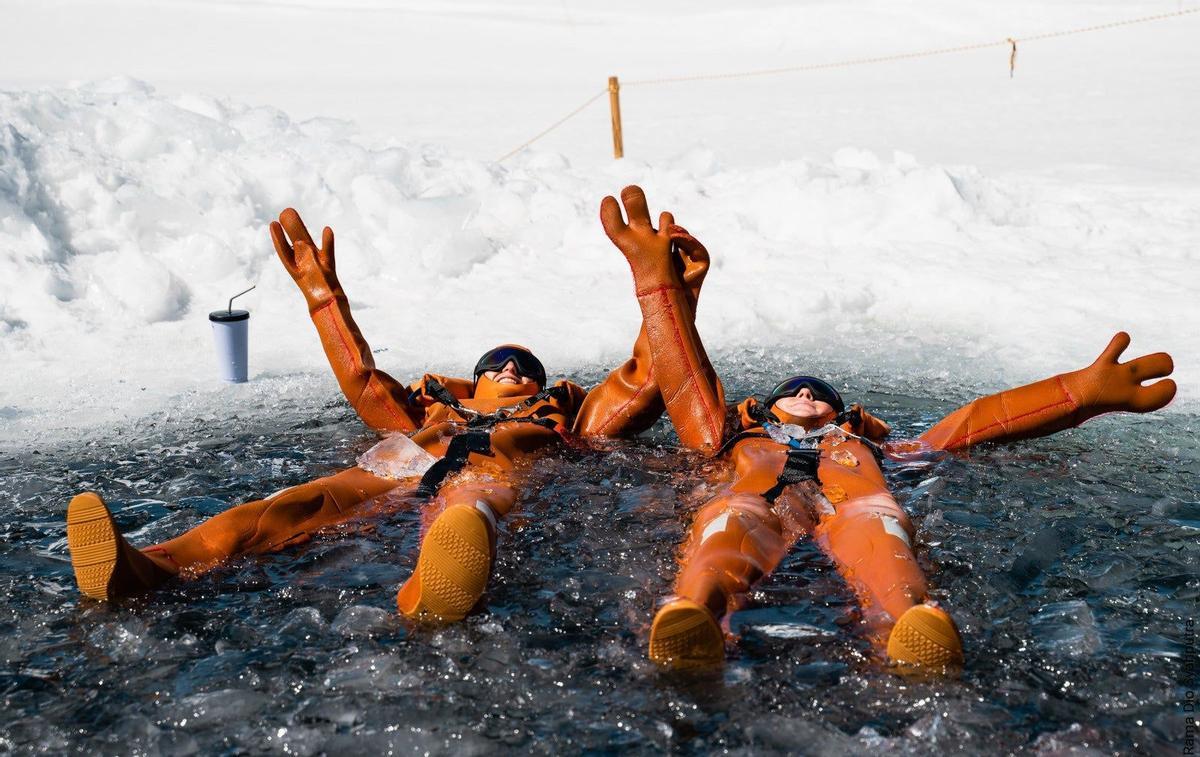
270, 209, 339, 312
601, 186, 684, 291
573, 199, 714, 440
1063, 332, 1176, 416
600, 185, 726, 453
268, 208, 417, 431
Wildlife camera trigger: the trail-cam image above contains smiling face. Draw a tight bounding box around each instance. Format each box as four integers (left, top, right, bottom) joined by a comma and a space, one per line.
771, 386, 838, 429
481, 359, 538, 386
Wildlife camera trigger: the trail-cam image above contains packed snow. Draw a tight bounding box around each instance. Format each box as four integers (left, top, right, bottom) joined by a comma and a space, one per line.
0, 0, 1196, 448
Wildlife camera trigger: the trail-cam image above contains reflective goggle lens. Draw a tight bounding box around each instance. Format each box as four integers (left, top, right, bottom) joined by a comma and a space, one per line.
473, 346, 546, 388
765, 375, 844, 413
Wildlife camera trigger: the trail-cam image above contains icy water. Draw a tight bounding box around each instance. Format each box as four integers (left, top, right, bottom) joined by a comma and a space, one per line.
1, 355, 1197, 755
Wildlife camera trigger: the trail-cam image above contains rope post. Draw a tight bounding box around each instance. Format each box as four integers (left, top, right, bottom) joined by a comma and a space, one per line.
608, 76, 624, 159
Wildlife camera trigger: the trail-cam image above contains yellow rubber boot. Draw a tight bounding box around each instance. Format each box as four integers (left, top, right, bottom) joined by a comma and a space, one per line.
648, 599, 725, 669
887, 604, 964, 672
66, 492, 175, 601
396, 504, 493, 622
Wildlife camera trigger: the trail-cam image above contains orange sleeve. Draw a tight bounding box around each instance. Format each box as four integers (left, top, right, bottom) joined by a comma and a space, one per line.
574, 275, 724, 442
920, 373, 1083, 451
307, 294, 421, 433
635, 282, 727, 454
921, 333, 1175, 452
573, 326, 664, 438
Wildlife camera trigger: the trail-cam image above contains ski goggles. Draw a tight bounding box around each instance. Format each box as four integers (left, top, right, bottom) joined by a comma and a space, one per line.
764, 375, 845, 414
473, 345, 547, 388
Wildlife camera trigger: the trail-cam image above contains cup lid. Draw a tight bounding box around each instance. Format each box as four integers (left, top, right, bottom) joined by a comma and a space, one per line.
209, 309, 250, 322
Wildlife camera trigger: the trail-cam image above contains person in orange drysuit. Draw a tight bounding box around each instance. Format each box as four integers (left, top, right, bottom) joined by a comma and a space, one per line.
596, 185, 1178, 671
66, 204, 711, 622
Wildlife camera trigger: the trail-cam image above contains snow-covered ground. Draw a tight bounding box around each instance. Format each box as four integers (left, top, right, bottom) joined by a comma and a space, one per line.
1, 0, 1197, 448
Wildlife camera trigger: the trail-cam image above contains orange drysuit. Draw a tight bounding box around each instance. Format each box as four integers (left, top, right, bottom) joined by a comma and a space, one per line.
597, 186, 1177, 671
67, 204, 711, 620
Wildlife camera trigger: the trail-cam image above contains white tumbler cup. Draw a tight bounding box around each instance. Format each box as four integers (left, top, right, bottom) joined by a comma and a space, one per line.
209, 309, 250, 382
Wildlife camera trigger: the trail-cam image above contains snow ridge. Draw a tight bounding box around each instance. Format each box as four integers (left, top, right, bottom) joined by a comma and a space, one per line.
1, 79, 1194, 446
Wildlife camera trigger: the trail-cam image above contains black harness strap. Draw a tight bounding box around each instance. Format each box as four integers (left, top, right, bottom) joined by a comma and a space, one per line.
424, 378, 468, 414
710, 426, 821, 504
414, 381, 568, 498
415, 416, 561, 497
416, 431, 494, 497
761, 447, 821, 503
423, 378, 567, 423
714, 429, 771, 458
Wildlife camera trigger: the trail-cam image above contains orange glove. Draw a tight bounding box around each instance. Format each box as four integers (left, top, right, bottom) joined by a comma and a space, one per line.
270, 208, 419, 432
921, 332, 1175, 451
601, 186, 682, 290
1059, 332, 1176, 416
270, 209, 340, 313
601, 186, 726, 453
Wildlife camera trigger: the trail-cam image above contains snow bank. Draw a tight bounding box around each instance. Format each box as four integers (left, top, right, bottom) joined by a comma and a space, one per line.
0, 78, 1195, 447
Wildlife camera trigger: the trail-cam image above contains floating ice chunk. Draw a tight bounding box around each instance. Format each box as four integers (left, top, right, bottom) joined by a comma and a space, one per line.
357, 433, 437, 479
267, 725, 324, 757
1032, 723, 1105, 755
765, 423, 794, 444
1032, 600, 1103, 658
331, 605, 397, 638
751, 622, 831, 639
86, 618, 154, 663
747, 715, 858, 755
174, 689, 270, 729
273, 607, 327, 644
293, 697, 363, 728
324, 652, 420, 693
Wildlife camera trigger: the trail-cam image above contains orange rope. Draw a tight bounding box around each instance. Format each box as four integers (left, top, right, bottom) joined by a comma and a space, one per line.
494, 7, 1198, 161
623, 7, 1198, 87
496, 89, 606, 163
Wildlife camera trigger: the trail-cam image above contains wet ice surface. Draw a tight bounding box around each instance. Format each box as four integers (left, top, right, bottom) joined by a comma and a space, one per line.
1, 354, 1197, 755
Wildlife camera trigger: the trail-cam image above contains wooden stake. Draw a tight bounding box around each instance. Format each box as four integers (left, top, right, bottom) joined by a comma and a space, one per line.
608, 76, 624, 159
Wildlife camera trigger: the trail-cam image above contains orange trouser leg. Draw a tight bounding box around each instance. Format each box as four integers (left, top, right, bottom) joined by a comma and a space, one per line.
418, 472, 519, 532
146, 466, 399, 573
397, 471, 518, 622
813, 493, 927, 642
674, 492, 792, 620
650, 491, 794, 667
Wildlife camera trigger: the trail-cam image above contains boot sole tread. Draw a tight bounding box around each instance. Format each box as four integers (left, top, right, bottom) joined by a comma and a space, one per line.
407, 506, 491, 622
66, 494, 117, 600
887, 605, 964, 669
649, 601, 724, 669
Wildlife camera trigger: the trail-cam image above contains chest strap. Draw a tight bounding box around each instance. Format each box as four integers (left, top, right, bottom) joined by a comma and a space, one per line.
712, 428, 822, 504
714, 430, 770, 458
415, 416, 560, 498
761, 447, 821, 503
